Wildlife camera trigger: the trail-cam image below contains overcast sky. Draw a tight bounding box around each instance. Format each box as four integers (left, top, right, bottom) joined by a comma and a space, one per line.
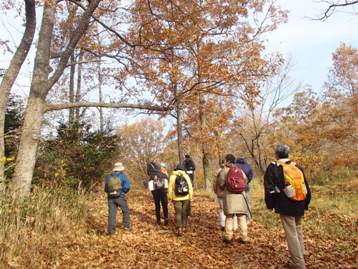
266, 0, 358, 91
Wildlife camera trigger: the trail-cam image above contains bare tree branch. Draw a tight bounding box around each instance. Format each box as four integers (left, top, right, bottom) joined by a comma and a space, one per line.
45, 101, 171, 112
47, 0, 102, 91
316, 0, 358, 20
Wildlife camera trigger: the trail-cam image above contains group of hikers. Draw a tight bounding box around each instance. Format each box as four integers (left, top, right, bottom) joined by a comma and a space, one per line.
104, 145, 311, 269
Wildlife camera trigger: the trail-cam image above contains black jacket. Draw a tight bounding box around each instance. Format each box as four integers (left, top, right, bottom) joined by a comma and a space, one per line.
183, 158, 196, 171
264, 159, 311, 216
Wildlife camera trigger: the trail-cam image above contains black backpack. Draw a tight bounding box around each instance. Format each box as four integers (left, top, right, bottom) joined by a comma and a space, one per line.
175, 175, 189, 196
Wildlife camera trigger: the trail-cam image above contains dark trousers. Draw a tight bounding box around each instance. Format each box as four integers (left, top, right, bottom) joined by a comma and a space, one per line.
107, 193, 130, 234
151, 189, 168, 223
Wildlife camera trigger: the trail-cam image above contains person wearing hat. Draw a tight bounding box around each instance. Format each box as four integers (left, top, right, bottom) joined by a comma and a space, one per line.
104, 162, 131, 235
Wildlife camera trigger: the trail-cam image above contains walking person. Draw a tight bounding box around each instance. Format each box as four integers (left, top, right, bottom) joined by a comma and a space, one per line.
213, 160, 238, 231
147, 160, 169, 225
264, 144, 311, 269
168, 164, 193, 236
235, 157, 254, 223
218, 154, 249, 244
182, 154, 196, 185
104, 162, 131, 235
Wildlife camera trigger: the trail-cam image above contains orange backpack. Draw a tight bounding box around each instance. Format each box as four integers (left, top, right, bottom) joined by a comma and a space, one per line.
277, 161, 307, 201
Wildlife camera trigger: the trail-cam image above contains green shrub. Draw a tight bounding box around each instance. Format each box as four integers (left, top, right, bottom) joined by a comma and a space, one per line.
35, 122, 119, 189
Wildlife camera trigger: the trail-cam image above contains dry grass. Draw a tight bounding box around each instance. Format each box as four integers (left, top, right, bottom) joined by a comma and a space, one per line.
249, 175, 358, 241
0, 185, 88, 268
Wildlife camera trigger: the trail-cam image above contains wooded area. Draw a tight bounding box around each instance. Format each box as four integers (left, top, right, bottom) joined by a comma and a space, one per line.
0, 0, 357, 268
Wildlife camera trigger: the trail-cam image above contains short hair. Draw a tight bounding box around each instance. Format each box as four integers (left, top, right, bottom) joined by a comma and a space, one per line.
185, 154, 190, 159
275, 144, 290, 159
225, 154, 236, 164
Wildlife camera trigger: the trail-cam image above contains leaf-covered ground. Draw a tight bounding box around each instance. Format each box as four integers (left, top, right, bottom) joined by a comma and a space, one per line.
53, 189, 357, 269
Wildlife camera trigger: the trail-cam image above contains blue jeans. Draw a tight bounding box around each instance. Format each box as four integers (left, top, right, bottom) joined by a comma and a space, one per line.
107, 193, 130, 234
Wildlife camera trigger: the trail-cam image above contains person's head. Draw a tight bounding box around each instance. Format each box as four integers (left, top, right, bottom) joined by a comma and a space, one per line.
184, 154, 190, 159
174, 164, 185, 171
112, 162, 125, 172
225, 154, 236, 165
275, 144, 290, 159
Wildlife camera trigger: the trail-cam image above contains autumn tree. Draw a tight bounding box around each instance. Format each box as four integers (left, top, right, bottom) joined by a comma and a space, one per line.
116, 119, 167, 181
127, 0, 287, 189
3, 0, 167, 199
274, 43, 358, 178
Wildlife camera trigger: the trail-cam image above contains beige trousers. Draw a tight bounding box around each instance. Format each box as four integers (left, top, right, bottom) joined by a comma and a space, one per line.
224, 213, 247, 241
280, 215, 306, 269
218, 198, 238, 230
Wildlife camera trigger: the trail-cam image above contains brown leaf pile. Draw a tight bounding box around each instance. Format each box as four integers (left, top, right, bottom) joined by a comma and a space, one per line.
51, 189, 357, 269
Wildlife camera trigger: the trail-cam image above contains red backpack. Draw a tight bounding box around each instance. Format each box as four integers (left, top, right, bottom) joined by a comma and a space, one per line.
226, 166, 246, 194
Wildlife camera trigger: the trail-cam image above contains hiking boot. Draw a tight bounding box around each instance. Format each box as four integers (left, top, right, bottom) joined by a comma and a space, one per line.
164, 219, 169, 226
123, 227, 131, 232
177, 228, 183, 236
223, 238, 233, 244
156, 220, 161, 225
220, 226, 225, 231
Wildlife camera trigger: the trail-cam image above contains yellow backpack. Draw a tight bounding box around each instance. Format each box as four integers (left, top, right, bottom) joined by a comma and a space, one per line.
277, 161, 307, 201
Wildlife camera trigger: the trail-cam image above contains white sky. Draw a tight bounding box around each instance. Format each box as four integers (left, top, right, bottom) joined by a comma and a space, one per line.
266, 0, 358, 91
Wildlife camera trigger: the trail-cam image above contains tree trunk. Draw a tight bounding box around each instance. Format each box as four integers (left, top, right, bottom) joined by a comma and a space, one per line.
12, 0, 102, 199
98, 58, 104, 132
11, 2, 56, 198
69, 53, 75, 124
75, 51, 83, 121
0, 0, 36, 194
199, 94, 211, 191
11, 96, 46, 198
176, 100, 183, 164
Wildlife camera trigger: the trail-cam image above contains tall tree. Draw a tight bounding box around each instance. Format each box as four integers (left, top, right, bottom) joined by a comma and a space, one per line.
0, 0, 36, 194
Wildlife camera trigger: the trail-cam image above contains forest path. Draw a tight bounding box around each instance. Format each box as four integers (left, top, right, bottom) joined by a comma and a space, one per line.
54, 188, 356, 269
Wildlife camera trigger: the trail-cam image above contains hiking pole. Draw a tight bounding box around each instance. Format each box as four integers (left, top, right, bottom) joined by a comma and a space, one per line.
242, 193, 252, 220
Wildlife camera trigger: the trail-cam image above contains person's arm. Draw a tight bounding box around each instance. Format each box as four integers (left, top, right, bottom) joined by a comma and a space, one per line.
191, 160, 196, 171
187, 174, 193, 200
121, 174, 131, 193
168, 174, 175, 201
264, 164, 278, 210
104, 176, 109, 193
218, 168, 227, 189
247, 167, 254, 182
298, 166, 311, 209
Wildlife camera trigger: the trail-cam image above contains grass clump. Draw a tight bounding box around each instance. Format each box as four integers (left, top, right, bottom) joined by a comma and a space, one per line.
0, 185, 88, 268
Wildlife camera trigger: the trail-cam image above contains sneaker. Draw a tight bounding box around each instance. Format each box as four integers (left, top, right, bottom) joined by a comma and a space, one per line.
123, 227, 131, 231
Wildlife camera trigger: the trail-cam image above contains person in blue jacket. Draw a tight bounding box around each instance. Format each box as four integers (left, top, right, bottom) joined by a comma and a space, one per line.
235, 157, 253, 223
104, 162, 131, 235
